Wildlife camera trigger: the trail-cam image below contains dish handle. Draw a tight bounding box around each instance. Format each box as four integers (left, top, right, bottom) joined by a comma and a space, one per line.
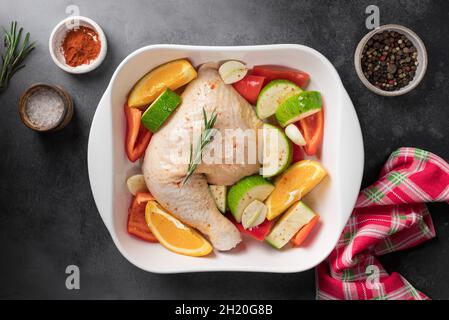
338, 90, 365, 230
87, 87, 114, 233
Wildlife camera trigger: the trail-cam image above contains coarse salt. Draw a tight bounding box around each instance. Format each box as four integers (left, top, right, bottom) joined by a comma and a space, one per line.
25, 88, 65, 129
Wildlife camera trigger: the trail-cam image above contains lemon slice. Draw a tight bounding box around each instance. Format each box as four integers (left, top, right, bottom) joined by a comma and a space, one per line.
145, 201, 213, 257
265, 160, 327, 221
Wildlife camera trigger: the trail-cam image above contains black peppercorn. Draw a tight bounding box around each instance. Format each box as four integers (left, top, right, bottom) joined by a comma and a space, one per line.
361, 30, 419, 91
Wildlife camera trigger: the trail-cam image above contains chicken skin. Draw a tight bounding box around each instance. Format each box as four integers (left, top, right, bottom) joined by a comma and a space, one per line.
143, 62, 263, 251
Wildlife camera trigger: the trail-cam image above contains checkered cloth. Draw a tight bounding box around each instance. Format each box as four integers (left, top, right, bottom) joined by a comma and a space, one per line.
316, 148, 449, 300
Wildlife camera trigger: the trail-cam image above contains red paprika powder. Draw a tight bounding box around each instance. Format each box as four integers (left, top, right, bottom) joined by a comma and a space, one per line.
62, 26, 101, 67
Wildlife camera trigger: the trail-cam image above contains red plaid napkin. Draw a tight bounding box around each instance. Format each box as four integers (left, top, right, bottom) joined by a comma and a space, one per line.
316, 148, 449, 300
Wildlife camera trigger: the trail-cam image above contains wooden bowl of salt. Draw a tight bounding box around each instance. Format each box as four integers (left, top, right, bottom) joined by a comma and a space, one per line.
19, 84, 73, 132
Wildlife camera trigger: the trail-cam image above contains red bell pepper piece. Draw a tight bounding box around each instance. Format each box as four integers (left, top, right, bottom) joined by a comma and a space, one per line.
127, 192, 158, 242
292, 143, 304, 163
232, 74, 265, 105
124, 103, 152, 162
236, 219, 274, 241
252, 65, 310, 89
297, 105, 324, 156
227, 213, 273, 241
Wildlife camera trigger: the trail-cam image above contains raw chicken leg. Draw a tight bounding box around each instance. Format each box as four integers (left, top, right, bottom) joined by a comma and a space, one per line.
143, 63, 263, 251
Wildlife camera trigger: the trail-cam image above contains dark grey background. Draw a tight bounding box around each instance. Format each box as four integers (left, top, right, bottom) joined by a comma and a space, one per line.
0, 0, 448, 299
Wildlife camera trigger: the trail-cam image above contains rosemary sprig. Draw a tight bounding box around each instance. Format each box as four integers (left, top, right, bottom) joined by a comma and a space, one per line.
0, 21, 35, 94
182, 108, 218, 186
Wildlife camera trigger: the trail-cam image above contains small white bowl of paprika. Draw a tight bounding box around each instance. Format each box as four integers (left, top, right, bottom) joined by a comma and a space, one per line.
49, 16, 107, 74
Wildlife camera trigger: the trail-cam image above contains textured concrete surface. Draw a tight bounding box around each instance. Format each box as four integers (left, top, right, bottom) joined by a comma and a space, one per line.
0, 0, 448, 299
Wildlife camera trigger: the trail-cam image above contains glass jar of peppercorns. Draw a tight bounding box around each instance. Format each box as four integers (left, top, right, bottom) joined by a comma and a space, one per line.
355, 24, 427, 96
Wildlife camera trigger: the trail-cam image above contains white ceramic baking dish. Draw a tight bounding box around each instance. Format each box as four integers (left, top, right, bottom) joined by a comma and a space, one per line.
88, 44, 364, 273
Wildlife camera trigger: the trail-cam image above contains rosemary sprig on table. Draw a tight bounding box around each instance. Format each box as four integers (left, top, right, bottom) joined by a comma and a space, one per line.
0, 21, 35, 94
182, 108, 218, 186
